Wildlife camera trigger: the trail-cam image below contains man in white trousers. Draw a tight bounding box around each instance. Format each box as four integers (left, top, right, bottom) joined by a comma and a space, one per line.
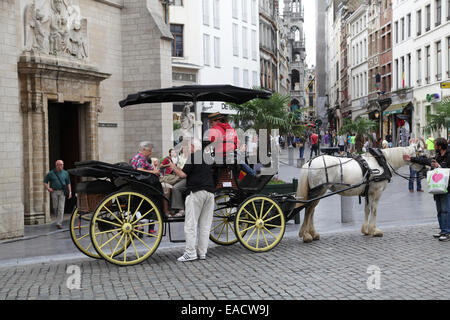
169, 139, 215, 261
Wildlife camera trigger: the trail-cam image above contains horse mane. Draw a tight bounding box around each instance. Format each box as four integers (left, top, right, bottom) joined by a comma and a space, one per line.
381, 146, 411, 169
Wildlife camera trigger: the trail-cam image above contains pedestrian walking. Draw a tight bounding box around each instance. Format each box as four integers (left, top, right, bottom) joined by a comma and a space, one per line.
350, 134, 356, 152
425, 134, 435, 156
324, 131, 329, 147
408, 165, 423, 193
404, 137, 450, 241
170, 139, 215, 261
44, 160, 72, 229
298, 135, 305, 159
338, 134, 346, 155
310, 131, 319, 159
386, 132, 392, 148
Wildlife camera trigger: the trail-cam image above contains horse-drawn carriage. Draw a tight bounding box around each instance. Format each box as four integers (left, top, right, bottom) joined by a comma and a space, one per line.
68, 85, 426, 266
68, 85, 303, 266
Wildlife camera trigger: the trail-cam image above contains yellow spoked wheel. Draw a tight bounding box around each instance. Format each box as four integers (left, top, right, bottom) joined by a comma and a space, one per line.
70, 207, 101, 259
209, 194, 247, 246
235, 196, 285, 253
71, 206, 129, 259
90, 191, 163, 266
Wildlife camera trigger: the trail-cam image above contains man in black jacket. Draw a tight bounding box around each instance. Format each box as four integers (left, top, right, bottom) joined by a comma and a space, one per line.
170, 139, 215, 261
404, 137, 450, 241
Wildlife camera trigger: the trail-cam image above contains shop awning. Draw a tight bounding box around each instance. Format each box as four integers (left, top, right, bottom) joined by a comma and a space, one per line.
383, 103, 407, 116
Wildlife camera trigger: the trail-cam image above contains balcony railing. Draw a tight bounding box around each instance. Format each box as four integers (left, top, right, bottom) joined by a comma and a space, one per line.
290, 90, 304, 97
290, 61, 302, 70
291, 10, 304, 21
293, 40, 305, 50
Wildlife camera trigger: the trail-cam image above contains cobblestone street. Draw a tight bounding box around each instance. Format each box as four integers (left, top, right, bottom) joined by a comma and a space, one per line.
1, 223, 448, 301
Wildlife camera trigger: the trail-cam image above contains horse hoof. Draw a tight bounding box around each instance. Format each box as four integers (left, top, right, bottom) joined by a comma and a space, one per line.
373, 231, 383, 237
361, 226, 369, 236
303, 233, 313, 243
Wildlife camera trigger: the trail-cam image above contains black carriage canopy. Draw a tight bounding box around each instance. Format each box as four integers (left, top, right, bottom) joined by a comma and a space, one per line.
118, 84, 272, 108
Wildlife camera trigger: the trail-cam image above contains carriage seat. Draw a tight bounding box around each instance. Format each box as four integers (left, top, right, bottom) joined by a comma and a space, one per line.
76, 180, 118, 213
238, 173, 273, 192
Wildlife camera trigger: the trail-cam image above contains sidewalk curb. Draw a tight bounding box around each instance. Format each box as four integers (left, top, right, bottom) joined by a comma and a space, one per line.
0, 229, 70, 245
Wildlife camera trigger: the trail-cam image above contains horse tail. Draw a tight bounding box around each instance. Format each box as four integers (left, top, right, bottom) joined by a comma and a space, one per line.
295, 164, 309, 209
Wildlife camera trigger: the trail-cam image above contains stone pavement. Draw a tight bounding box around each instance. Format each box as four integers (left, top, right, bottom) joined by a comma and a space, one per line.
0, 223, 448, 300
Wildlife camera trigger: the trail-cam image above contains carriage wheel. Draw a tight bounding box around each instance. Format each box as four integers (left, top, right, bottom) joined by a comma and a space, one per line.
235, 196, 285, 253
70, 206, 129, 259
70, 207, 100, 259
90, 191, 163, 266
209, 194, 247, 246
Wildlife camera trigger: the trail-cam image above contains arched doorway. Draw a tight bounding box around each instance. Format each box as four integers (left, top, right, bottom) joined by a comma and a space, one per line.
18, 56, 110, 224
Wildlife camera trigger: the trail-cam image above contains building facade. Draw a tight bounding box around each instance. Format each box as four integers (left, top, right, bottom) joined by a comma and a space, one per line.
283, 0, 306, 111
0, 0, 173, 239
348, 4, 370, 120
170, 0, 260, 137
409, 0, 450, 140
326, 0, 344, 131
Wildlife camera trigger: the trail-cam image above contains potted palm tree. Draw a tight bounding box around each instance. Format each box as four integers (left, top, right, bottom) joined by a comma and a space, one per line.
228, 90, 293, 137
339, 118, 377, 153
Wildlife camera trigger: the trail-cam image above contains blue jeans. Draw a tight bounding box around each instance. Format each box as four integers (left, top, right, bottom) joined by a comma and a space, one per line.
408, 167, 422, 191
435, 193, 450, 234
237, 152, 256, 176
240, 163, 256, 176
299, 146, 305, 159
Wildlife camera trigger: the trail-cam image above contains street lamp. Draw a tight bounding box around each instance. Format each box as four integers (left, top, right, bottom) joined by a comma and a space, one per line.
376, 91, 392, 141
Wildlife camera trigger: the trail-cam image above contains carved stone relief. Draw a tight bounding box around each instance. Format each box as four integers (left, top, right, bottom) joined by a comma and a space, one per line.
24, 0, 88, 59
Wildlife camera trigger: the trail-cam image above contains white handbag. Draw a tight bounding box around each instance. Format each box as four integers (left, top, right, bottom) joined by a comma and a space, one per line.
427, 168, 450, 194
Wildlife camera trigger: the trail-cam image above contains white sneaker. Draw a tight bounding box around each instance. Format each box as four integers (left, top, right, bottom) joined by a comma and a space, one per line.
177, 252, 197, 262
439, 234, 450, 242
198, 255, 206, 260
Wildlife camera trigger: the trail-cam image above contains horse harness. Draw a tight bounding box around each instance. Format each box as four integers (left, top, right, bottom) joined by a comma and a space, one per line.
307, 148, 392, 202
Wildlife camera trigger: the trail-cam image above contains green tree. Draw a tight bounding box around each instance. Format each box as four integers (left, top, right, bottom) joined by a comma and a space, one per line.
228, 91, 292, 133
339, 117, 377, 152
424, 97, 450, 133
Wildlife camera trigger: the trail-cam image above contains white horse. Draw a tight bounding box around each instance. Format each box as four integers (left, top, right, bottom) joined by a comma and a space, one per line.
295, 145, 424, 243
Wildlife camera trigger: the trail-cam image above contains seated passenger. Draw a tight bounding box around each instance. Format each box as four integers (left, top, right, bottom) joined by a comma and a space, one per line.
130, 141, 172, 219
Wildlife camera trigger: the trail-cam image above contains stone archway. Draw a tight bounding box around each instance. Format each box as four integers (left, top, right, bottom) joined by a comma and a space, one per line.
18, 55, 110, 224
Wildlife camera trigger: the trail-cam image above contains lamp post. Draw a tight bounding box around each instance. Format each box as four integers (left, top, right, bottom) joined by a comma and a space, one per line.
377, 91, 392, 142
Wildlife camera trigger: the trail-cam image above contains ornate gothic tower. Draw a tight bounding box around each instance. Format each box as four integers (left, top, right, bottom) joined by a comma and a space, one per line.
283, 0, 306, 111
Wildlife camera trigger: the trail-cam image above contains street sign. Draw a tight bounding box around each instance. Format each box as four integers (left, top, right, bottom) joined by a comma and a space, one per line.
441, 82, 450, 89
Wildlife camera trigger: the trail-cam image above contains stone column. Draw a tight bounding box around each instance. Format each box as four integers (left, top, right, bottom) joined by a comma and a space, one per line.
22, 91, 48, 224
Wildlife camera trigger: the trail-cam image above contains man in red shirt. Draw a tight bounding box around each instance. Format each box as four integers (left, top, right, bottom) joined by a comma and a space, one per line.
310, 131, 319, 159
208, 113, 239, 156
208, 113, 240, 171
